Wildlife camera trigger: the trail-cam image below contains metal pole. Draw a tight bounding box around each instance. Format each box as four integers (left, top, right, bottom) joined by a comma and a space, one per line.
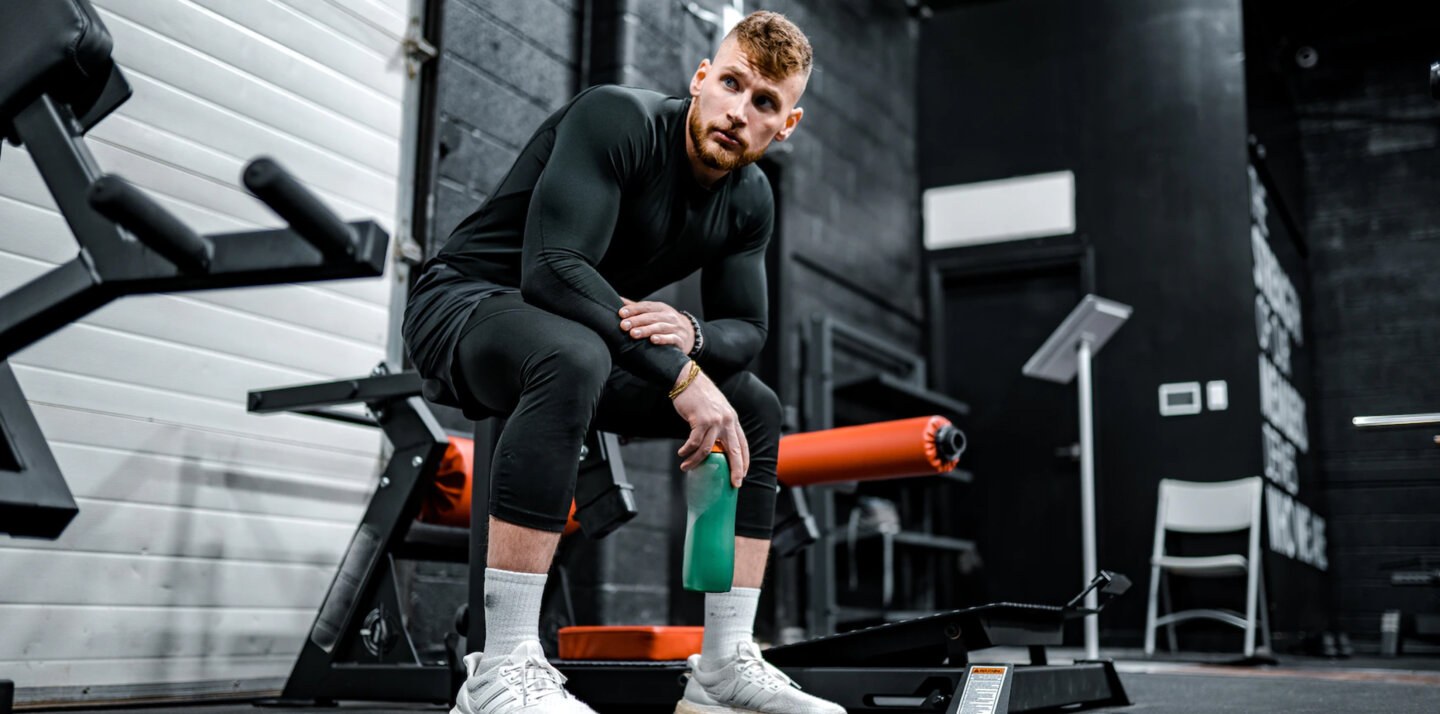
1077, 338, 1099, 659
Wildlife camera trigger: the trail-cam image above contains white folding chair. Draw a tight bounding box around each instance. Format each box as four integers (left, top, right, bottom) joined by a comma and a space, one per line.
1144, 477, 1271, 658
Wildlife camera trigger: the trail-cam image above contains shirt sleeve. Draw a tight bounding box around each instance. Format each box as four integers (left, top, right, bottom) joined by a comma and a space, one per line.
519, 88, 691, 388
693, 206, 772, 374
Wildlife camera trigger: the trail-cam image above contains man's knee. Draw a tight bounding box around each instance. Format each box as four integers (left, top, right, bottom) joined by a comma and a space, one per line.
717, 371, 782, 434
533, 332, 612, 399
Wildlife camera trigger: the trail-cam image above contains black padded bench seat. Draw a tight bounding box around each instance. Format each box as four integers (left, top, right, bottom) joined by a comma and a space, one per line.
0, 0, 121, 136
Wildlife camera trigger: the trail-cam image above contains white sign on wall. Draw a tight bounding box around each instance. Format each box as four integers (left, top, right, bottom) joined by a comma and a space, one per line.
1249, 164, 1326, 571
923, 171, 1076, 249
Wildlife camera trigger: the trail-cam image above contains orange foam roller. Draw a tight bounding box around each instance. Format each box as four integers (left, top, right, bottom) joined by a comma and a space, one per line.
777, 415, 965, 487
417, 436, 580, 535
417, 436, 474, 528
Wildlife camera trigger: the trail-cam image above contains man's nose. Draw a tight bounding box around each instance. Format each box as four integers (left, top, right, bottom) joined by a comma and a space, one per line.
725, 94, 747, 126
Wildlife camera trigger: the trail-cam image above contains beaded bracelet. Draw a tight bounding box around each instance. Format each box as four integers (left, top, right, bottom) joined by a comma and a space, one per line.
681, 310, 704, 358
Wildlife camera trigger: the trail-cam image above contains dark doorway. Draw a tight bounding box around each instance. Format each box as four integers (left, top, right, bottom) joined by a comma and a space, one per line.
931, 236, 1092, 631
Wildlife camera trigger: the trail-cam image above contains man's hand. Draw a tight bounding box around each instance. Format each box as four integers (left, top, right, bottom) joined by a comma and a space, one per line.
618, 298, 696, 354
670, 367, 749, 487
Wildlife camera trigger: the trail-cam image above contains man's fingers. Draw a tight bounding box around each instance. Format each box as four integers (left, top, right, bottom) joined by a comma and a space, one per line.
623, 316, 676, 334
678, 425, 716, 470
631, 321, 677, 338
619, 300, 655, 317
620, 312, 663, 329
650, 334, 681, 346
622, 301, 679, 319
683, 427, 720, 471
727, 427, 747, 488
623, 324, 678, 340
739, 429, 751, 483
735, 425, 749, 482
677, 429, 705, 463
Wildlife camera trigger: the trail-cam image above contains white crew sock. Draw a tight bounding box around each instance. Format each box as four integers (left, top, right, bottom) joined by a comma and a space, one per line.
701, 586, 761, 666
479, 567, 548, 665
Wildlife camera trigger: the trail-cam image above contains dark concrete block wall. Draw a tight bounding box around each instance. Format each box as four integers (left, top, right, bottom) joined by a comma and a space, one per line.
430, 0, 580, 258
763, 0, 925, 397
424, 0, 922, 637
1293, 36, 1440, 641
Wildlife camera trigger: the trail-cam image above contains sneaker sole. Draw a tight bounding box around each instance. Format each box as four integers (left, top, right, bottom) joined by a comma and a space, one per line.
675, 699, 768, 714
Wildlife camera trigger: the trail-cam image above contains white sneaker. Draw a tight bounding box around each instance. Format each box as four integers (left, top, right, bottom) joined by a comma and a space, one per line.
451, 641, 598, 714
676, 641, 846, 714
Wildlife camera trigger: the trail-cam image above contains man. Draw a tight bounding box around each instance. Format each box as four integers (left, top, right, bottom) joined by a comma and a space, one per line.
404, 11, 842, 714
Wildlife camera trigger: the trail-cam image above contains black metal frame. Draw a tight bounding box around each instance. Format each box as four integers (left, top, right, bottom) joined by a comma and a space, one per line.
0, 8, 388, 540
250, 368, 1132, 713
249, 370, 457, 706
251, 371, 638, 706
559, 573, 1132, 713
0, 93, 388, 363
0, 361, 76, 538
800, 314, 974, 636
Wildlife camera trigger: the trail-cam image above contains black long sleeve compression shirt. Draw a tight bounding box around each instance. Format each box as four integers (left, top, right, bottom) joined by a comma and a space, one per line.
411, 85, 774, 389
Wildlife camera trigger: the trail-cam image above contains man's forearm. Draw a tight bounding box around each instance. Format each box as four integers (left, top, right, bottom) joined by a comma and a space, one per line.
693, 317, 767, 374
522, 251, 691, 387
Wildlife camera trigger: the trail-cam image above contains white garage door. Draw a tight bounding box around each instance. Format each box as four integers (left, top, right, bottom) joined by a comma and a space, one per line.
0, 0, 416, 703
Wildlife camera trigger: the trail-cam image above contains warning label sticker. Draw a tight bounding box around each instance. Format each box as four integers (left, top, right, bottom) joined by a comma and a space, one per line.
955, 665, 1008, 714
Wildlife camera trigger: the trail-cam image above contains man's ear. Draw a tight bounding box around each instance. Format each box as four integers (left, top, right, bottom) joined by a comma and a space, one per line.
775, 106, 804, 141
690, 59, 711, 98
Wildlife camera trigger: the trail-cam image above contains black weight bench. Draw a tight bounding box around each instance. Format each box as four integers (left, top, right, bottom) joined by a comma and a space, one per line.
246, 368, 640, 706
557, 574, 1133, 713
248, 368, 1134, 714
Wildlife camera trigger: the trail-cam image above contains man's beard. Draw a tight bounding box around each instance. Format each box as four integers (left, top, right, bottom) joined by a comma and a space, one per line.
688, 104, 764, 172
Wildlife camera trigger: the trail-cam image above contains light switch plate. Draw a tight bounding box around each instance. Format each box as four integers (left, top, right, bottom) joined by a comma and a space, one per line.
1159, 382, 1202, 416
1206, 380, 1229, 411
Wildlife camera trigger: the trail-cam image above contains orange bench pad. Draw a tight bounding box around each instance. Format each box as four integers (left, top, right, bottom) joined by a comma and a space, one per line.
558, 625, 704, 661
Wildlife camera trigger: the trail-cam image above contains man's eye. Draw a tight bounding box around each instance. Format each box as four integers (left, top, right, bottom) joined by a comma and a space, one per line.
756, 96, 774, 109
723, 76, 737, 88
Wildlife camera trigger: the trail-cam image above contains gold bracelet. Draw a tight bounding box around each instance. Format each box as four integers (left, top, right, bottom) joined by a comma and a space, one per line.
668, 360, 702, 399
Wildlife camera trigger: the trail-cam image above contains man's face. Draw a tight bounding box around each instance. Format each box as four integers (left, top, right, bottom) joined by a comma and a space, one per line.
687, 39, 806, 173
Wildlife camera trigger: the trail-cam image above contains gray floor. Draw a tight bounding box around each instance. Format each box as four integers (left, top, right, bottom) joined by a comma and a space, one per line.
1100, 671, 1440, 713
17, 653, 1440, 713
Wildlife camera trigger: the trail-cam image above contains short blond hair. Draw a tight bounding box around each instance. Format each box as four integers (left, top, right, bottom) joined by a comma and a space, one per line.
724, 11, 813, 83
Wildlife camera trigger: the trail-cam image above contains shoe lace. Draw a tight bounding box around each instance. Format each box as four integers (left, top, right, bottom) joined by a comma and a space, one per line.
499, 655, 569, 703
735, 653, 800, 693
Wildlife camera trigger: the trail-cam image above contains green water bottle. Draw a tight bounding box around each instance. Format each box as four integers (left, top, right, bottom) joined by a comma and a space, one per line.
682, 446, 737, 592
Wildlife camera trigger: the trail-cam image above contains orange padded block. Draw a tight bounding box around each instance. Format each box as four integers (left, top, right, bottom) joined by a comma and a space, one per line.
558, 626, 705, 661
777, 415, 959, 486
416, 436, 581, 535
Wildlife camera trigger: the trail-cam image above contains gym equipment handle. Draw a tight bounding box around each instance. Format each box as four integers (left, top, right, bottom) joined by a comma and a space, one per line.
88, 174, 214, 274
243, 157, 356, 260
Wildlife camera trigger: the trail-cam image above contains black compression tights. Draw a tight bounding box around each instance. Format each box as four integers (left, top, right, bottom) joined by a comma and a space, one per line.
453, 293, 780, 539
